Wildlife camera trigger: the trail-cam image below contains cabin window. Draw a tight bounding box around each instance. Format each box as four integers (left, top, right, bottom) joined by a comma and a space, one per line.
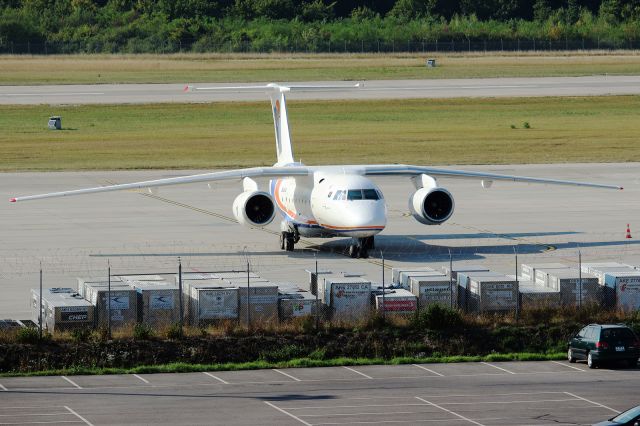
327, 191, 333, 198
347, 190, 363, 200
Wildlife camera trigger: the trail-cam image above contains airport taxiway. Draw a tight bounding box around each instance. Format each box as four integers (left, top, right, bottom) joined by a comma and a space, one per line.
0, 360, 637, 425
1, 162, 638, 319
2, 76, 640, 104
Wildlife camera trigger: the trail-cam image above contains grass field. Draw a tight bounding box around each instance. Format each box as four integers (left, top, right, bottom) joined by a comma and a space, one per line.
2, 52, 640, 84
1, 95, 638, 171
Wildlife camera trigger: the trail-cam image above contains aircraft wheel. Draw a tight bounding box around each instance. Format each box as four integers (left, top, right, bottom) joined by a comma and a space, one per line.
279, 232, 286, 250
349, 244, 359, 258
285, 234, 295, 252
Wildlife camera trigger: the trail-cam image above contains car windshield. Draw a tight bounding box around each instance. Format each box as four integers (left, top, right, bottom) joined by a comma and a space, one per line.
601, 328, 636, 342
611, 405, 640, 423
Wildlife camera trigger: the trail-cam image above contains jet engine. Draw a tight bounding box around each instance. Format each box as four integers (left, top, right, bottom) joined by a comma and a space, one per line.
232, 191, 276, 227
409, 178, 455, 225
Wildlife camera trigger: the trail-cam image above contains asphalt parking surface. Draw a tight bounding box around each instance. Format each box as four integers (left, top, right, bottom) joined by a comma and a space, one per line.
1, 361, 637, 425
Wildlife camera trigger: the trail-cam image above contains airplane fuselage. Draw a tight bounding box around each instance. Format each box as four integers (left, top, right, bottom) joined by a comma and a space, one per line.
269, 170, 387, 239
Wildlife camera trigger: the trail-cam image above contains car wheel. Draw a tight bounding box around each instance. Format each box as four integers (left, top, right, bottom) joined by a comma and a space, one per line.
587, 352, 597, 369
568, 348, 576, 363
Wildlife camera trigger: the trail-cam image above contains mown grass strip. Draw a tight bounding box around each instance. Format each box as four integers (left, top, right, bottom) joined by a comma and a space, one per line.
0, 352, 565, 378
1, 96, 639, 171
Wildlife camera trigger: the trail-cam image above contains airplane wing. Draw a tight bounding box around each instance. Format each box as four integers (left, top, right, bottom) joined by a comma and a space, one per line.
357, 164, 623, 190
10, 166, 310, 202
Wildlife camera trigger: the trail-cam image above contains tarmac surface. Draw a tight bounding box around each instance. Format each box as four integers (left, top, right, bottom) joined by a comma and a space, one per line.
2, 76, 640, 104
1, 162, 638, 319
1, 360, 638, 425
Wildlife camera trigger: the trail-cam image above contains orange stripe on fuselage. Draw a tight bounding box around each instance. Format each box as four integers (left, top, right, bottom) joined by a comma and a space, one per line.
320, 224, 385, 230
274, 179, 318, 225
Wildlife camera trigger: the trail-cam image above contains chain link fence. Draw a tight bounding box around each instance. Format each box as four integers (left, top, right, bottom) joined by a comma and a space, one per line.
1, 38, 639, 55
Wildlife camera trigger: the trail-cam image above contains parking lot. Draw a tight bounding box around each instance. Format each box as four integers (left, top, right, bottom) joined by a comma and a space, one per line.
1, 360, 636, 425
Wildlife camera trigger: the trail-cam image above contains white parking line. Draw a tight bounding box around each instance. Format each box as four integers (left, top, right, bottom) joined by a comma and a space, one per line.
0, 421, 83, 424
264, 401, 311, 426
551, 360, 586, 371
202, 372, 229, 384
282, 403, 427, 410
0, 383, 7, 391
412, 364, 444, 376
416, 397, 485, 426
64, 406, 94, 426
481, 362, 516, 374
272, 369, 302, 382
564, 392, 620, 414
300, 410, 437, 417
440, 398, 579, 405
132, 374, 149, 384
61, 376, 82, 389
343, 366, 373, 379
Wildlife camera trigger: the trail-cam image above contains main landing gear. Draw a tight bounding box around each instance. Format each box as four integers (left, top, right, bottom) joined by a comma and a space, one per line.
348, 236, 375, 259
280, 229, 299, 252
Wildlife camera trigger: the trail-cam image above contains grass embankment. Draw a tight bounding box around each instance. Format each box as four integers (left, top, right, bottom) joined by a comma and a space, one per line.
0, 353, 565, 378
1, 95, 639, 171
2, 53, 640, 85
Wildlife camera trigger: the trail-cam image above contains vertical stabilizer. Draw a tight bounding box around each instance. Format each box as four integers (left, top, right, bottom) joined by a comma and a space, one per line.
269, 88, 295, 165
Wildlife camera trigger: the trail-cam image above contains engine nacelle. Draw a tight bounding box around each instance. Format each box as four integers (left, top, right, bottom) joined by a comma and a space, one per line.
232, 191, 276, 227
409, 186, 455, 225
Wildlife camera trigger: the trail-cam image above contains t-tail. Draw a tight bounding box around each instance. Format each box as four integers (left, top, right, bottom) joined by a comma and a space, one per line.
185, 82, 363, 166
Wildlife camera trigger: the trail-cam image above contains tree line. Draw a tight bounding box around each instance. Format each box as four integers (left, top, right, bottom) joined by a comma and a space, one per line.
1, 0, 640, 53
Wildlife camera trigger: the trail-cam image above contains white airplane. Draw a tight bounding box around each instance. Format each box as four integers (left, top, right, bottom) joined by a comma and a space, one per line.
11, 83, 623, 258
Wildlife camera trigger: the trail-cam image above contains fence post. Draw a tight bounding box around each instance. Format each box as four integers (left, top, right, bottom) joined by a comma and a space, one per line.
315, 253, 319, 331
578, 249, 582, 309
178, 257, 183, 336
246, 260, 251, 330
448, 249, 453, 309
107, 261, 112, 340
39, 262, 43, 340
514, 246, 519, 322
381, 251, 386, 321
501, 38, 503, 51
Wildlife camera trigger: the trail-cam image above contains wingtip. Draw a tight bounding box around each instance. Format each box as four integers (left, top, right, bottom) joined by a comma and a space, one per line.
183, 85, 191, 93
9, 198, 16, 203
620, 187, 624, 191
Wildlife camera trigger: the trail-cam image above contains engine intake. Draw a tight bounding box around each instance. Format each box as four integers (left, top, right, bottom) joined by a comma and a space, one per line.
409, 187, 455, 225
232, 191, 276, 227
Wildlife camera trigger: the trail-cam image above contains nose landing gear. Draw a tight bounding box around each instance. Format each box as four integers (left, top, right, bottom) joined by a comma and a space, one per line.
348, 236, 375, 259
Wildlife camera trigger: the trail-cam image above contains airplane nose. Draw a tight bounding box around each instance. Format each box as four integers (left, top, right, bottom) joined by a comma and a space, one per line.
345, 201, 386, 233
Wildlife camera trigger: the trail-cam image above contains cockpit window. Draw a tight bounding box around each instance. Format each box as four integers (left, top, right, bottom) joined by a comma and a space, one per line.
333, 190, 343, 200
347, 190, 363, 200
327, 191, 333, 198
363, 189, 379, 200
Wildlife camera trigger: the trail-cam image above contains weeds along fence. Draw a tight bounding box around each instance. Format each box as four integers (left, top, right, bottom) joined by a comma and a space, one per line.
2, 38, 640, 55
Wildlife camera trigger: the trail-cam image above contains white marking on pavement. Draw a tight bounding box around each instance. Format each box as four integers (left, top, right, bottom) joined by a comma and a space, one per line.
412, 364, 444, 376
272, 369, 302, 382
300, 410, 438, 417
314, 420, 503, 425
202, 372, 229, 384
0, 413, 71, 417
416, 396, 486, 426
440, 398, 579, 405
0, 93, 104, 97
343, 366, 373, 379
64, 406, 94, 426
61, 376, 82, 389
0, 383, 7, 391
0, 421, 82, 425
283, 403, 427, 410
264, 401, 312, 426
133, 374, 149, 384
564, 392, 620, 414
481, 362, 516, 374
551, 360, 586, 371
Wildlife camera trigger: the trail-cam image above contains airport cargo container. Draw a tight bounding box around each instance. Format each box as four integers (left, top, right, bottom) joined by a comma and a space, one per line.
278, 290, 317, 320
320, 277, 372, 321
31, 288, 94, 332
77, 277, 122, 298
391, 267, 435, 285
466, 274, 518, 312
409, 276, 456, 308
546, 269, 600, 306
441, 264, 489, 281
519, 282, 561, 309
398, 270, 445, 289
119, 275, 166, 282
238, 282, 279, 324
375, 289, 417, 315
187, 282, 239, 326
580, 264, 636, 284
604, 272, 640, 311
457, 271, 504, 311
520, 263, 569, 283
128, 280, 180, 327
534, 266, 575, 287
306, 269, 332, 295
0, 319, 26, 330
83, 281, 138, 328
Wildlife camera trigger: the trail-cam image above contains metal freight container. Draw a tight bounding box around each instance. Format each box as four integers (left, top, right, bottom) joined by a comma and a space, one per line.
580, 264, 636, 285
546, 269, 600, 306
441, 264, 490, 281
467, 274, 518, 312
83, 281, 138, 328
399, 270, 446, 289
77, 277, 123, 298
305, 269, 332, 296
534, 266, 575, 287
320, 277, 371, 321
409, 276, 456, 309
519, 282, 561, 309
238, 282, 279, 324
31, 288, 94, 332
278, 289, 317, 320
391, 267, 435, 285
520, 263, 569, 282
187, 282, 239, 326
604, 272, 640, 311
128, 280, 180, 327
457, 271, 504, 311
375, 289, 417, 315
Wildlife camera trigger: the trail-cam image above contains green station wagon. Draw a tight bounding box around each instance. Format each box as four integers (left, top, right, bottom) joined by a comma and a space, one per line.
568, 324, 640, 369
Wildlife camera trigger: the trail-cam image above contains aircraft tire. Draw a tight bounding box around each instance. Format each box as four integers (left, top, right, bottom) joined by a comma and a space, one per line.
285, 234, 295, 252
279, 232, 286, 250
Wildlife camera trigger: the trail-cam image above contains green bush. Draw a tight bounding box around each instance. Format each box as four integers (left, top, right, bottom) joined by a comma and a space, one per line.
413, 304, 463, 330
166, 323, 183, 340
71, 328, 91, 343
15, 327, 40, 344
133, 323, 153, 340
